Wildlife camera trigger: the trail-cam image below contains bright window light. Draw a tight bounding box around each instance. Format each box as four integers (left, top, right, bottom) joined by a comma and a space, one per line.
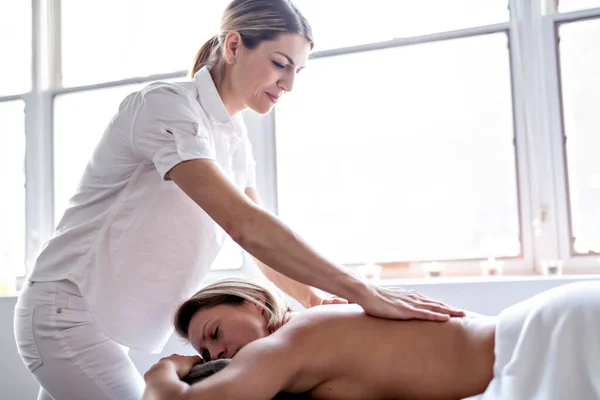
293, 0, 509, 51
275, 33, 520, 264
0, 101, 26, 278
0, 1, 31, 96
559, 18, 600, 254
60, 0, 230, 86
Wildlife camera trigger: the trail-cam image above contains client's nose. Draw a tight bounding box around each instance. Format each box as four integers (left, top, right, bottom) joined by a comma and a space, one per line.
208, 344, 227, 360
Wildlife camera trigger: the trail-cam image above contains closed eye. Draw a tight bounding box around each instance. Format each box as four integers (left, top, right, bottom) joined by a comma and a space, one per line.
272, 60, 285, 70
213, 326, 219, 340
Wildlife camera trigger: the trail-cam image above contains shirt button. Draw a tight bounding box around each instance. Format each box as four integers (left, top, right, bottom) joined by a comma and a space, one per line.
179, 146, 187, 153
57, 308, 63, 314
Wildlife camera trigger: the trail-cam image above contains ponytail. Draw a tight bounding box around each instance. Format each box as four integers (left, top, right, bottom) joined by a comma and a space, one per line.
190, 35, 221, 78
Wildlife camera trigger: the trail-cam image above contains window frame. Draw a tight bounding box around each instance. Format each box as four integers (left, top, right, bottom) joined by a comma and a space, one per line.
267, 0, 600, 276
2, 0, 600, 287
545, 4, 600, 268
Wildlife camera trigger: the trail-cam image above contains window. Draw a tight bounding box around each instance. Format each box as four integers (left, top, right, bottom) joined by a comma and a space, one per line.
6, 1, 600, 292
558, 18, 600, 255
271, 1, 600, 274
293, 0, 509, 51
558, 0, 600, 12
0, 101, 26, 280
275, 33, 519, 265
0, 1, 31, 96
60, 0, 230, 86
0, 0, 29, 292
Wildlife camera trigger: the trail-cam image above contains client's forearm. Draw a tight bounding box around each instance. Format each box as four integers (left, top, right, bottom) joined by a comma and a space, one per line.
142, 361, 188, 400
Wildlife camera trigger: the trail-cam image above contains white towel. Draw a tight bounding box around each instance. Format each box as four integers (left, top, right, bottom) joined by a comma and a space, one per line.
480, 281, 600, 399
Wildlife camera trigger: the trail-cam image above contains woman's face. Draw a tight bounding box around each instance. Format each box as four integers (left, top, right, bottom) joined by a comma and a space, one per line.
228, 33, 311, 115
187, 301, 270, 361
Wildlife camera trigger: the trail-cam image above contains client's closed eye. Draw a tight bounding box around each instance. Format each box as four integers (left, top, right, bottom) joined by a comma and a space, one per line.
213, 326, 219, 340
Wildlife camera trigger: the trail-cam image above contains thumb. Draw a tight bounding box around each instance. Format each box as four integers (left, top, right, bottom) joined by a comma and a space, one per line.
191, 355, 204, 364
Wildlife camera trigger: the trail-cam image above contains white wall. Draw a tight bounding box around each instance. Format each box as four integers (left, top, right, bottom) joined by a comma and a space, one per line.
3, 275, 600, 399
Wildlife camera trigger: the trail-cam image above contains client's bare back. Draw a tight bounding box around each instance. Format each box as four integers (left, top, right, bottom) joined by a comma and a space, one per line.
276, 304, 495, 399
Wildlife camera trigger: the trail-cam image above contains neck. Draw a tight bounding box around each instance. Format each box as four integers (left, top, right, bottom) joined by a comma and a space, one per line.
272, 311, 296, 333
210, 66, 244, 116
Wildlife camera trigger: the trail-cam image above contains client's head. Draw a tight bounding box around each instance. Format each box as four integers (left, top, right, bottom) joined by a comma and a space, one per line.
174, 277, 292, 361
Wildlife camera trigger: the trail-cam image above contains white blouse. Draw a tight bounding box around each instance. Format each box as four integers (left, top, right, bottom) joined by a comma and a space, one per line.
29, 66, 256, 353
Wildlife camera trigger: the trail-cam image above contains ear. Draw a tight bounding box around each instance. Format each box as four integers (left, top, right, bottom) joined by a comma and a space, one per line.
223, 31, 243, 63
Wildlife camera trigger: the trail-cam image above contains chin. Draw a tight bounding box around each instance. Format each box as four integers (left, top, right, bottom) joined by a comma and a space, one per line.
248, 100, 275, 115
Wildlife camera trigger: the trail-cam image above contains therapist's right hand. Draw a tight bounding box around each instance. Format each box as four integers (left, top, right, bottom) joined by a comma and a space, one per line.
359, 284, 465, 321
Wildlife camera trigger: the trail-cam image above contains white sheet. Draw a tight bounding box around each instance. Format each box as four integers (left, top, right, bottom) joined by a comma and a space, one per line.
479, 281, 600, 399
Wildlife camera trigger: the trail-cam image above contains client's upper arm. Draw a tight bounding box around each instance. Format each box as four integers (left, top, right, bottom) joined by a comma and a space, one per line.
182, 337, 302, 400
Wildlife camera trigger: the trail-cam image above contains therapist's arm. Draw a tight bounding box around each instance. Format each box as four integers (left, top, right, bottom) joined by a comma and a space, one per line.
244, 187, 324, 309
167, 159, 463, 321
168, 159, 364, 303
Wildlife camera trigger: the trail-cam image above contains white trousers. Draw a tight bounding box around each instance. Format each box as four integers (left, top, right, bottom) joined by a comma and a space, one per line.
13, 279, 146, 400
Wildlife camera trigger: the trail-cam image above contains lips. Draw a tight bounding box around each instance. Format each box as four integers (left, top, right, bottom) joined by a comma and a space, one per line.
266, 92, 279, 104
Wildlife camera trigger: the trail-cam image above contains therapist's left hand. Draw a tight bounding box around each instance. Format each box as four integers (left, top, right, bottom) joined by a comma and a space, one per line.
308, 288, 351, 308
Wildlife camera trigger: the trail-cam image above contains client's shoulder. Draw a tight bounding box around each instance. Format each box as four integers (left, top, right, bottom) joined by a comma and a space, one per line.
286, 304, 365, 328
270, 304, 366, 346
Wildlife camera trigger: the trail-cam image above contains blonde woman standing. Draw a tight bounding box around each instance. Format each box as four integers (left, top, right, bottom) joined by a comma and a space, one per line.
14, 1, 463, 399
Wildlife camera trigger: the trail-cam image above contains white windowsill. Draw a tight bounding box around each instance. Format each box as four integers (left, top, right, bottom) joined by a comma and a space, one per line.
380, 273, 600, 287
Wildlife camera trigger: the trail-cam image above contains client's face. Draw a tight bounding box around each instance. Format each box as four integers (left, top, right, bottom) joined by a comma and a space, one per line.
187, 302, 269, 362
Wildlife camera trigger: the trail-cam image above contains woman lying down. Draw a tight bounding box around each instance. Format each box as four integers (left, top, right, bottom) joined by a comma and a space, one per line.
142, 279, 600, 400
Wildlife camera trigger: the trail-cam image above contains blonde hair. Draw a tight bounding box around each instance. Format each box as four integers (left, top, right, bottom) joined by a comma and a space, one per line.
174, 277, 292, 340
190, 0, 313, 77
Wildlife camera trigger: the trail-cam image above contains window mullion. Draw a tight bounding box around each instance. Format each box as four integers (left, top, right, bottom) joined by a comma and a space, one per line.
542, 12, 582, 265
24, 0, 56, 279
511, 0, 564, 272
507, 0, 534, 272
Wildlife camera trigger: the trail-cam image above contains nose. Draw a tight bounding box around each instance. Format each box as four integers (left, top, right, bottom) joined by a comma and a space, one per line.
278, 71, 296, 93
208, 344, 227, 360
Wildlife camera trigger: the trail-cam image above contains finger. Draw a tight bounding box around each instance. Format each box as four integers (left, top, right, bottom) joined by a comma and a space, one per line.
421, 302, 465, 317
322, 297, 348, 305
418, 299, 466, 317
417, 297, 460, 310
400, 292, 465, 316
416, 296, 457, 310
407, 307, 451, 322
402, 299, 454, 317
332, 298, 348, 304
188, 355, 204, 363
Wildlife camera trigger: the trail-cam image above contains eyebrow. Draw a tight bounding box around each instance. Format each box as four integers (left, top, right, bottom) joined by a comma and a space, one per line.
201, 319, 210, 343
275, 51, 295, 66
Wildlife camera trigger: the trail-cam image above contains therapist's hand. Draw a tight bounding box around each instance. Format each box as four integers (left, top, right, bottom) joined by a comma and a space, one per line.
359, 284, 465, 321
319, 295, 350, 306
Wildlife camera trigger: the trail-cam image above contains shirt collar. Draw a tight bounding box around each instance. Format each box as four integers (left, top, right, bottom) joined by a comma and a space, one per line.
194, 66, 244, 130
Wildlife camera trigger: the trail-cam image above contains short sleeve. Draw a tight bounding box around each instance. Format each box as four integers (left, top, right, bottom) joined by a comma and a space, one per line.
132, 83, 216, 180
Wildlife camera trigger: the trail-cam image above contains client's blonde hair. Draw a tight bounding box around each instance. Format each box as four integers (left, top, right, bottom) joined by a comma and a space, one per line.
174, 277, 292, 340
